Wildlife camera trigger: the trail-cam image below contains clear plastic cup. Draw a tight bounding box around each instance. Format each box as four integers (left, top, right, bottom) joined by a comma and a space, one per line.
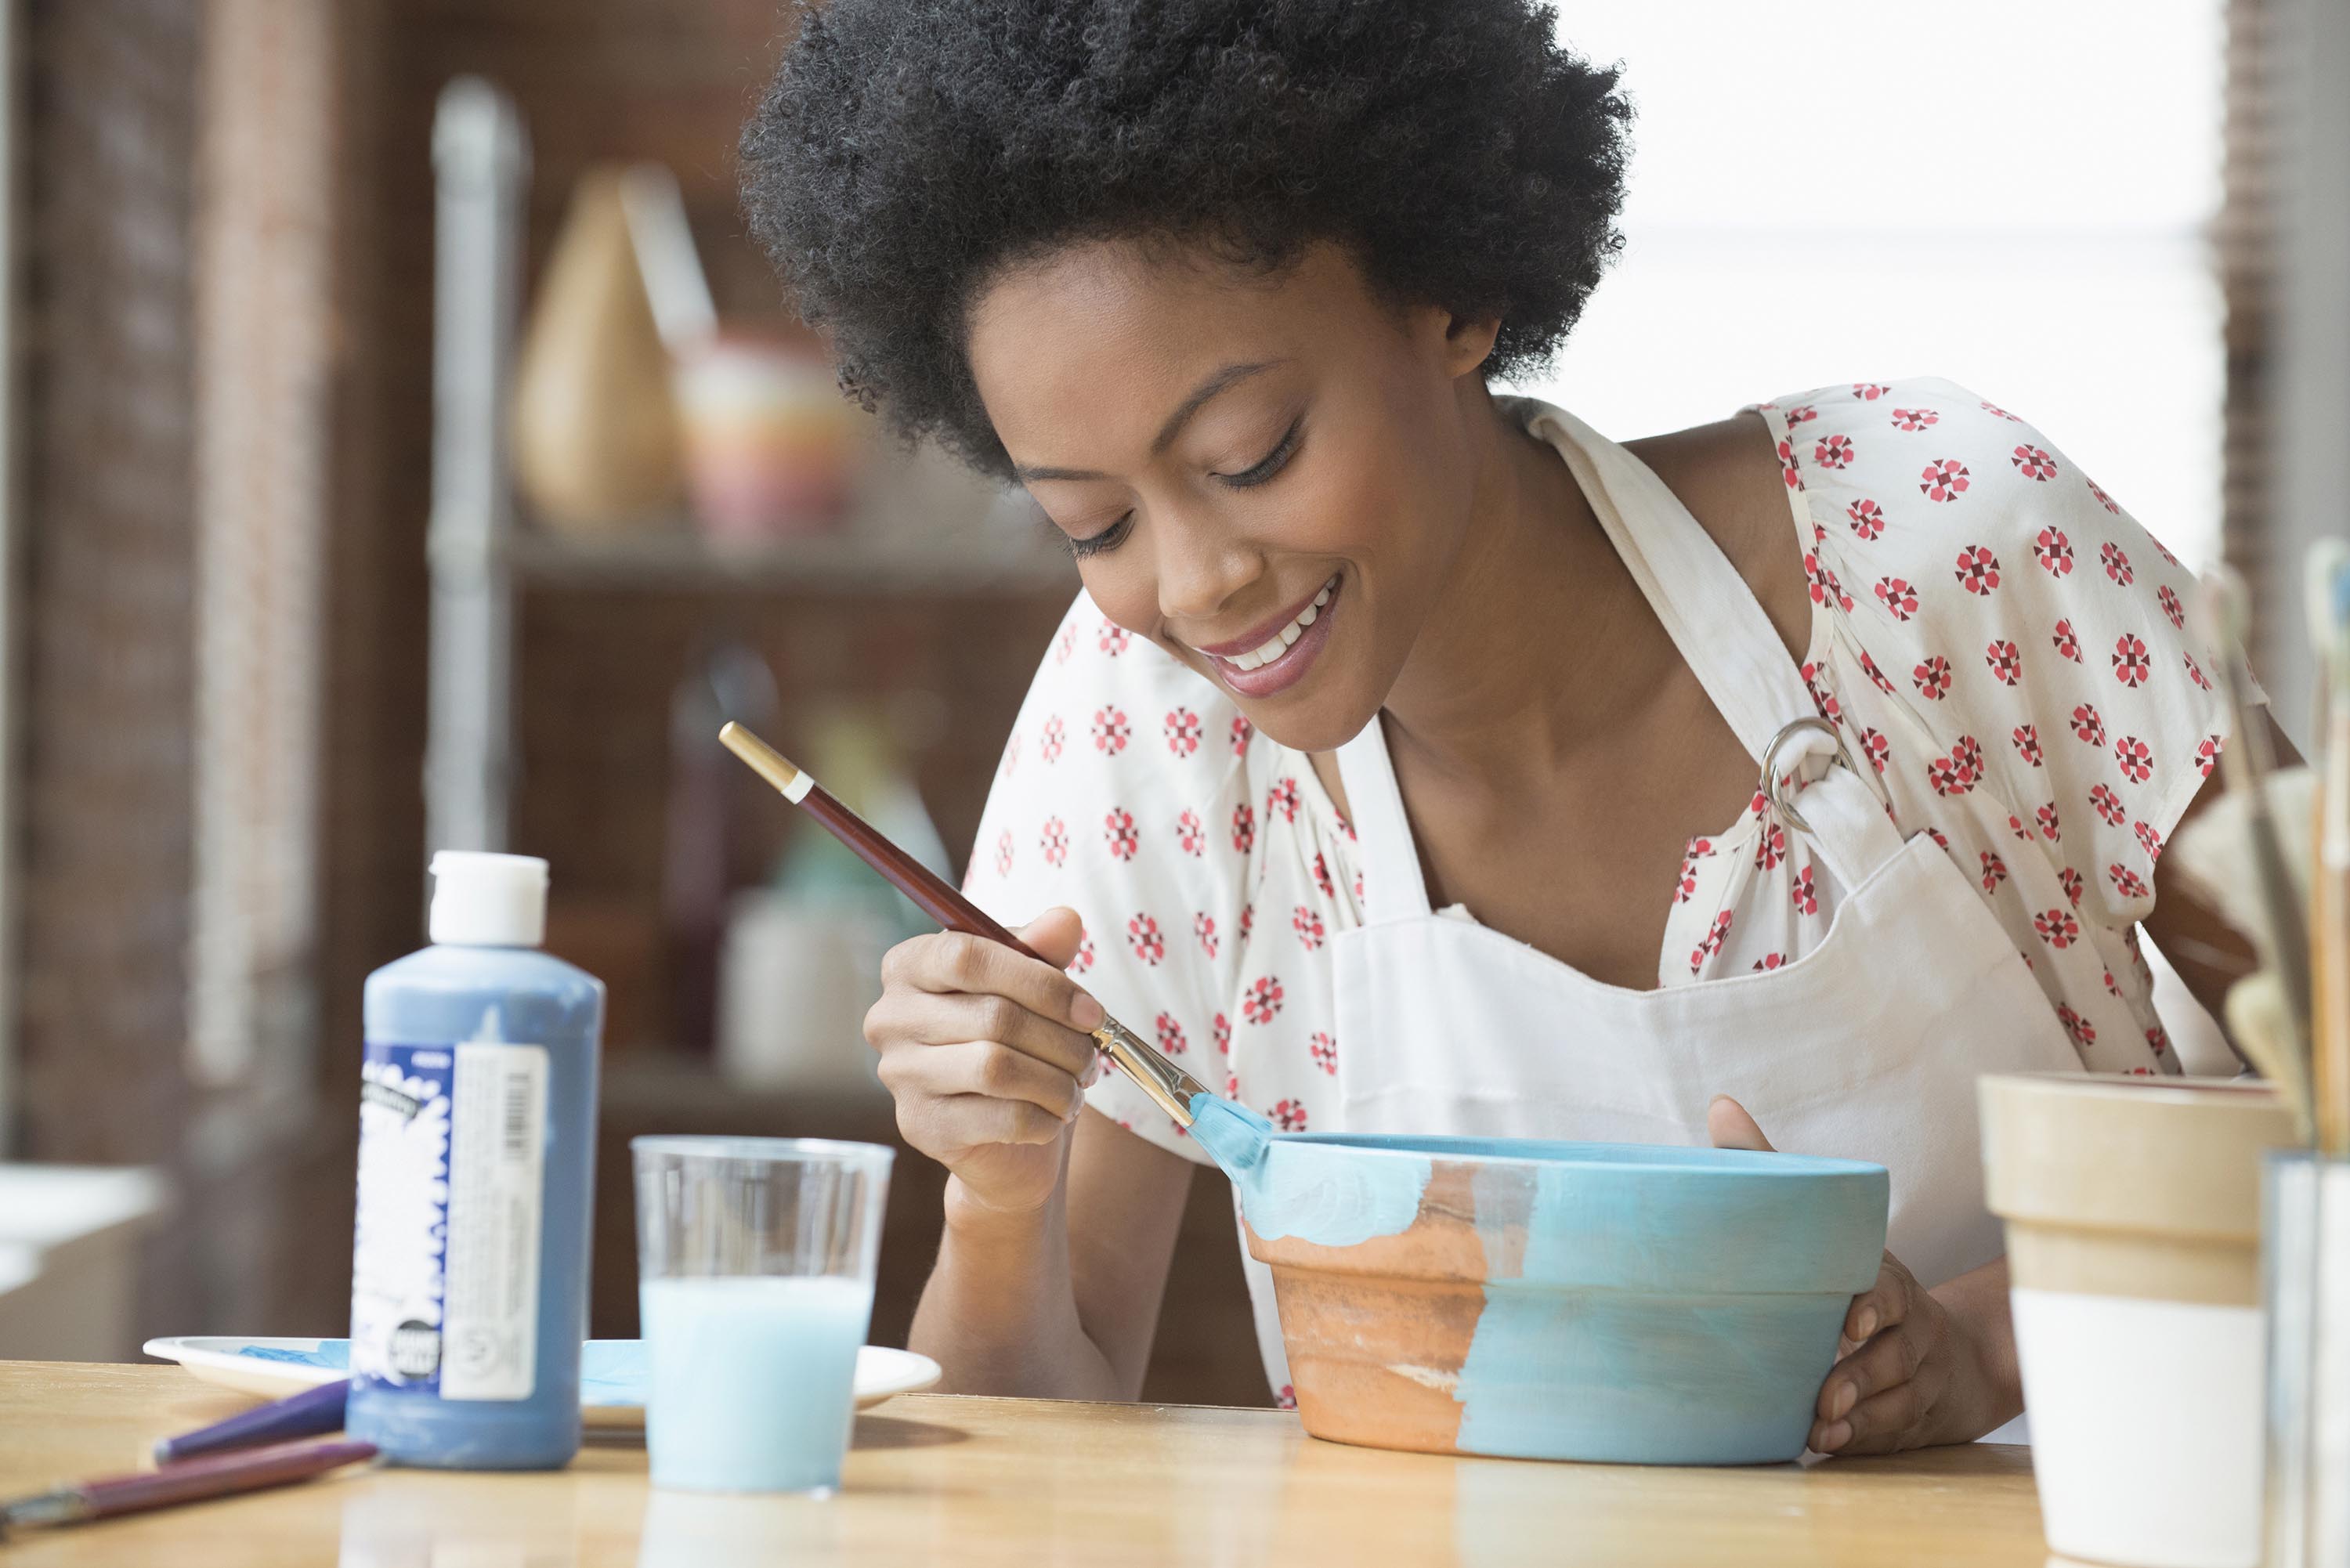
631, 1136, 894, 1494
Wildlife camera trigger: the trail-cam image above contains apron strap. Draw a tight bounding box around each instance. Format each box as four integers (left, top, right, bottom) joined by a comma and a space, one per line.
1518, 400, 1905, 887
1336, 399, 1911, 914
1522, 401, 1813, 764
1335, 716, 1434, 926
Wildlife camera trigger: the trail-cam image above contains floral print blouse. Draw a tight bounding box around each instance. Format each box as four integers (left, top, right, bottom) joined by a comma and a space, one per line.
966, 378, 2233, 1169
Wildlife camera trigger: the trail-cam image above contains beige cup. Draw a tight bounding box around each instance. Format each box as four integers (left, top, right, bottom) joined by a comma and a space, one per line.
1980, 1073, 2295, 1568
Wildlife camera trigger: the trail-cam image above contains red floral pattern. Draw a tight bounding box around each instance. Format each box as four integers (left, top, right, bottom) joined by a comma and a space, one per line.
1128, 914, 1165, 966
1918, 458, 1971, 502
1091, 706, 1130, 754
1874, 576, 1921, 621
1176, 807, 1205, 858
1165, 707, 1202, 757
1955, 545, 2001, 595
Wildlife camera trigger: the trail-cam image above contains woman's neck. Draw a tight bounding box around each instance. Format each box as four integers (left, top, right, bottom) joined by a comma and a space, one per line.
1378, 385, 1672, 799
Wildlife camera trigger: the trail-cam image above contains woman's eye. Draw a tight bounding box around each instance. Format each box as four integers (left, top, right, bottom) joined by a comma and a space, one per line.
1219, 418, 1302, 489
1067, 512, 1134, 559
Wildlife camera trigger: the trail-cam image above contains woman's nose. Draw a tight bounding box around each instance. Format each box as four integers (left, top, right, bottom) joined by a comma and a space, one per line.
1154, 515, 1260, 624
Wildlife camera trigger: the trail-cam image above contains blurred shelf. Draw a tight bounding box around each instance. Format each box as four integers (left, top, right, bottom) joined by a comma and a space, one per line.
506, 525, 1079, 595
597, 1055, 895, 1121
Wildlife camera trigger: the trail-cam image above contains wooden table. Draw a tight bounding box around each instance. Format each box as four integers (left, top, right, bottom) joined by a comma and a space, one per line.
0, 1362, 2049, 1566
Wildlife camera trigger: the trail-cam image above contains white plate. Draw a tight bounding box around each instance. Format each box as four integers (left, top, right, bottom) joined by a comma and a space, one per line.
142, 1336, 941, 1429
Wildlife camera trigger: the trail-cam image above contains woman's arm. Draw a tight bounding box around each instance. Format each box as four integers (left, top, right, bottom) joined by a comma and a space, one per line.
909, 1108, 1192, 1399
909, 590, 1251, 1396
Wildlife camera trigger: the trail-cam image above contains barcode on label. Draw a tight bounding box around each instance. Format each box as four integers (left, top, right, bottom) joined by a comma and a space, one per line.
501, 1071, 532, 1160
443, 1041, 548, 1401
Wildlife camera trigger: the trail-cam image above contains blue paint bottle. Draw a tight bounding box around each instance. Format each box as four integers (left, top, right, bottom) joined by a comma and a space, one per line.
347, 852, 605, 1469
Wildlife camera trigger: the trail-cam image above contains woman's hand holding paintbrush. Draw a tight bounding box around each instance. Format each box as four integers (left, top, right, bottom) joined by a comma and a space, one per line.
871, 906, 1107, 1216
718, 723, 1209, 1216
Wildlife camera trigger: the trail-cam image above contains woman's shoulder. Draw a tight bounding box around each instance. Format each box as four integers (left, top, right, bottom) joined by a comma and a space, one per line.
1755, 375, 2175, 589
1757, 378, 2227, 903
1609, 376, 2164, 669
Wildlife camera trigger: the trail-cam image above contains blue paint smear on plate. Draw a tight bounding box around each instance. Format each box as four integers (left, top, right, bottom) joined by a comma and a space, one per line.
236, 1341, 649, 1407
240, 1343, 350, 1369
1187, 1094, 1430, 1248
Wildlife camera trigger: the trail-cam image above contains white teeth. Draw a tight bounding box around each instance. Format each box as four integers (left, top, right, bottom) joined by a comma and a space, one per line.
1213, 576, 1338, 677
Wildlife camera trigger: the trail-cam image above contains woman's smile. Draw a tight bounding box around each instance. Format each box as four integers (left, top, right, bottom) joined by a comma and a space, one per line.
1185, 574, 1341, 699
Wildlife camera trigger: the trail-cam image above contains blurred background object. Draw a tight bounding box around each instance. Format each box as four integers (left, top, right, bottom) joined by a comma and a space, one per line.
509, 163, 686, 532
0, 0, 2337, 1417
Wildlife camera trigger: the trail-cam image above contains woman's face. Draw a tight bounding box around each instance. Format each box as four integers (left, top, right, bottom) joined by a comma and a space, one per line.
966, 240, 1498, 753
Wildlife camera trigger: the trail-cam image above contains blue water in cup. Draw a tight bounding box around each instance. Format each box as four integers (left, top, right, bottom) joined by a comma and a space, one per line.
632, 1136, 893, 1496
639, 1276, 874, 1493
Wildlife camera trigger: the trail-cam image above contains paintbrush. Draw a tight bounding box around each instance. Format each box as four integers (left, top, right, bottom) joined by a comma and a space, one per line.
0, 1438, 377, 1537
152, 1378, 349, 1465
2305, 539, 2350, 746
2200, 568, 2315, 1083
717, 721, 1211, 1129
2314, 566, 2350, 1155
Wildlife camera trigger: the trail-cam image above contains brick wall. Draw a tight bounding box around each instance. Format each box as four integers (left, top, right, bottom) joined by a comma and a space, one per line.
16, 0, 201, 1165
13, 0, 202, 1339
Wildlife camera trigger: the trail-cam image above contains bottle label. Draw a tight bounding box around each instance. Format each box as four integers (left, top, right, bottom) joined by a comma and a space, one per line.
352, 1040, 549, 1401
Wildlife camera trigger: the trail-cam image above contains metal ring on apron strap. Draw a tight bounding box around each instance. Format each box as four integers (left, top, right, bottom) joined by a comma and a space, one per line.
1760, 717, 1857, 838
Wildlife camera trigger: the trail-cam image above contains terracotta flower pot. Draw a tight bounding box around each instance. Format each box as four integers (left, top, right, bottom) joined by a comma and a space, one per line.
1238, 1136, 1887, 1465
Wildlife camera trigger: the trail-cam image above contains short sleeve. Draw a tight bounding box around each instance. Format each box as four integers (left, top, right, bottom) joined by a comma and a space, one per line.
966, 594, 1249, 1164
1785, 378, 2234, 933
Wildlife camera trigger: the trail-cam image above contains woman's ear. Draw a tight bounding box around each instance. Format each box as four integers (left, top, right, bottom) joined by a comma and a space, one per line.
1441, 311, 1503, 380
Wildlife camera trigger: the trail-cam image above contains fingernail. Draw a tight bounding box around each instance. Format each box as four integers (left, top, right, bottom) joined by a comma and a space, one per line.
1072, 994, 1105, 1030
1854, 1308, 1878, 1340
1831, 1382, 1856, 1420
1081, 1053, 1104, 1088
1819, 1420, 1850, 1451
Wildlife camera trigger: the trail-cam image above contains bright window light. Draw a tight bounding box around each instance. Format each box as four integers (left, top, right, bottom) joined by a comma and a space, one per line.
1506, 1, 2226, 569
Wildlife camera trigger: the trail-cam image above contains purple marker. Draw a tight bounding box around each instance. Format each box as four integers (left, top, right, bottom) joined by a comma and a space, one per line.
153, 1379, 349, 1465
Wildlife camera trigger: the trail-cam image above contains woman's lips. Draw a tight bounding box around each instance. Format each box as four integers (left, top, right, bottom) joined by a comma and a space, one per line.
1196, 576, 1340, 699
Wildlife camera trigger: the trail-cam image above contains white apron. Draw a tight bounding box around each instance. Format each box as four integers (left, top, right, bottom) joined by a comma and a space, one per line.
1235, 406, 2079, 1440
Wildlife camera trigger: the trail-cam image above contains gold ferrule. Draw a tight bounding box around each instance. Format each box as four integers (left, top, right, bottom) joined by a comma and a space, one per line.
1092, 1017, 1207, 1129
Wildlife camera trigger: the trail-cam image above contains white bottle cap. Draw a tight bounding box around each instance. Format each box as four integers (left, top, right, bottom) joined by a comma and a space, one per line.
428, 851, 549, 948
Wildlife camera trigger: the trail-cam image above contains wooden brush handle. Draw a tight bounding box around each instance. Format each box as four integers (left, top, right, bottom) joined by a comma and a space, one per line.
775, 766, 1208, 1126
78, 1439, 376, 1519
797, 782, 1050, 965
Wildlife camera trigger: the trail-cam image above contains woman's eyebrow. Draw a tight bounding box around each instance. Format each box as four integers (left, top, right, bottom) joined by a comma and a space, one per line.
1012, 359, 1287, 482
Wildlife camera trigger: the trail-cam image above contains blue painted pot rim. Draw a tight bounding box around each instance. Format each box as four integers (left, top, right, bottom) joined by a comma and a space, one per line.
1271, 1133, 1885, 1182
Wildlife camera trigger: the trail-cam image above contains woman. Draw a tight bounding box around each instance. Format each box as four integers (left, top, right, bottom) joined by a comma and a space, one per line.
740, 0, 2261, 1454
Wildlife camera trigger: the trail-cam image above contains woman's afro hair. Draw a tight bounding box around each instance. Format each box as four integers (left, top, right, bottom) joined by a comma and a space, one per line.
740, 0, 1632, 480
